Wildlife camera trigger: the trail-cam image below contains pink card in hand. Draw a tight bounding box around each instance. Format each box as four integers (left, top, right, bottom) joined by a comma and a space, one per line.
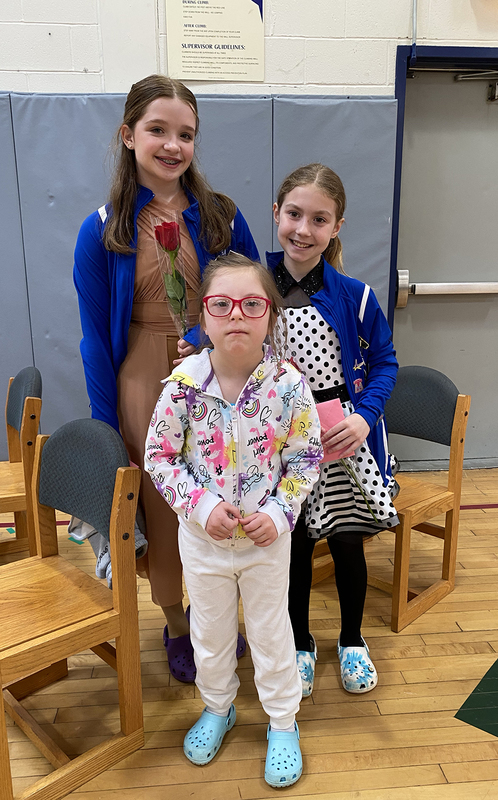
317, 398, 355, 462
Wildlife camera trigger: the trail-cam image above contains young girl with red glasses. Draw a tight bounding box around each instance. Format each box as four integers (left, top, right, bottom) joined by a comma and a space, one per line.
144, 253, 322, 787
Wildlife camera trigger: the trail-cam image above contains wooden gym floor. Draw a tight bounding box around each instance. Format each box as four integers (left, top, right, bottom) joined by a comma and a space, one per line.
2, 468, 498, 799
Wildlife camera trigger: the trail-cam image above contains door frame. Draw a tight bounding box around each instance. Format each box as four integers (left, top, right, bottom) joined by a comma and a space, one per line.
388, 45, 498, 327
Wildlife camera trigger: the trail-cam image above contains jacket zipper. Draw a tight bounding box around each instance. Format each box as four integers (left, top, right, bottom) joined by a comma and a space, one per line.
230, 406, 241, 547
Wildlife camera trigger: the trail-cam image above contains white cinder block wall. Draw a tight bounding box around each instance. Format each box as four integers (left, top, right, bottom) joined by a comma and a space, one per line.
1, 0, 498, 95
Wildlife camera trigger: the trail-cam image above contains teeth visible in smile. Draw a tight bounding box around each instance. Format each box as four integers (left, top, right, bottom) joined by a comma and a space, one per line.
291, 240, 311, 249
159, 158, 179, 165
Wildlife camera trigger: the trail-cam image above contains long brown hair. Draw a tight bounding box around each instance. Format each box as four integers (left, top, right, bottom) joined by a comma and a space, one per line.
199, 253, 287, 365
276, 163, 347, 274
103, 74, 236, 254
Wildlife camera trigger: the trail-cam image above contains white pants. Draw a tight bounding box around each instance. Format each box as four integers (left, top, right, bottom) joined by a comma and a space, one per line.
178, 523, 301, 729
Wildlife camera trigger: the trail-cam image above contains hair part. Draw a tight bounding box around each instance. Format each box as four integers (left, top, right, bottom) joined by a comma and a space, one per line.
276, 163, 347, 274
199, 253, 287, 365
103, 74, 236, 254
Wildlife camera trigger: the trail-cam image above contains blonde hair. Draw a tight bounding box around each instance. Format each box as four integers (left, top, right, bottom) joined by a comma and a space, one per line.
199, 253, 287, 365
276, 163, 346, 274
103, 74, 236, 254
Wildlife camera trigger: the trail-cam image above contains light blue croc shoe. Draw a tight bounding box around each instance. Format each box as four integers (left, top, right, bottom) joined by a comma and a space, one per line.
183, 704, 236, 765
265, 723, 303, 788
296, 634, 317, 698
337, 636, 378, 693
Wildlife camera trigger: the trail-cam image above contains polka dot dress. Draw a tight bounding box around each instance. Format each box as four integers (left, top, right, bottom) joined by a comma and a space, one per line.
284, 305, 399, 540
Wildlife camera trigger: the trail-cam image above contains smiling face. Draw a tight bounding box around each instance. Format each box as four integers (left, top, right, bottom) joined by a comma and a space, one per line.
202, 268, 271, 367
273, 184, 344, 280
121, 96, 196, 196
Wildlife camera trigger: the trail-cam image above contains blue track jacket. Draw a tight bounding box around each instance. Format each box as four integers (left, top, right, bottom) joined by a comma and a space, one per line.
74, 185, 259, 431
266, 251, 398, 484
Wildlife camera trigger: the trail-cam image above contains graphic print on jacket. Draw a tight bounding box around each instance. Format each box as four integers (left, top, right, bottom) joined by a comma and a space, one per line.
144, 347, 323, 548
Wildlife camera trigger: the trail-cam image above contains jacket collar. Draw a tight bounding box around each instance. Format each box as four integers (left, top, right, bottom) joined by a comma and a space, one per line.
266, 250, 284, 271
135, 184, 199, 220
182, 186, 199, 219
135, 185, 154, 218
164, 348, 213, 392
266, 250, 341, 308
273, 257, 325, 298
164, 345, 275, 394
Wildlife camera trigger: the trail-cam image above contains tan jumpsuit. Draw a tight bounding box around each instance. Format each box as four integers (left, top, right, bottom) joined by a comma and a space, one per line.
117, 194, 201, 607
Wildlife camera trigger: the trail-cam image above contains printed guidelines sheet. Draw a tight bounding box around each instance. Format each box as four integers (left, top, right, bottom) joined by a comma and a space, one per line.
166, 0, 264, 81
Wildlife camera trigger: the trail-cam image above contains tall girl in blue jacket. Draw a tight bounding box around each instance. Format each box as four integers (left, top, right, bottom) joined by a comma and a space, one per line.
74, 75, 258, 682
267, 163, 399, 697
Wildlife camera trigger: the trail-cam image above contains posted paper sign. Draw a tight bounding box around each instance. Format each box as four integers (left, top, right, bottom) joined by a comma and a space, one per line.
166, 0, 264, 81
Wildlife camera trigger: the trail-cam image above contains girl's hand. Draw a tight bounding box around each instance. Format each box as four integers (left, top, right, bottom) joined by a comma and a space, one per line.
241, 512, 278, 547
173, 339, 196, 366
321, 412, 370, 458
206, 502, 241, 541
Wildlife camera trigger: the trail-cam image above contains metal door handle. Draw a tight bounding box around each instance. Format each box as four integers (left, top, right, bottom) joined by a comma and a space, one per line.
396, 270, 498, 308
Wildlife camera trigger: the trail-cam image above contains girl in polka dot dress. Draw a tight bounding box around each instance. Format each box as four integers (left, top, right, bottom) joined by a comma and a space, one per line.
266, 164, 399, 697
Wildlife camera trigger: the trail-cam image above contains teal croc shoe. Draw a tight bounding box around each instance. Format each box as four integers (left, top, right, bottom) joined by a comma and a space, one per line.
337, 637, 378, 693
264, 723, 303, 788
183, 705, 236, 765
296, 634, 317, 698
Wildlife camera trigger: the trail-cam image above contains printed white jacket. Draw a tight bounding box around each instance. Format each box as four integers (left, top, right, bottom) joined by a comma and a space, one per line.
144, 347, 323, 548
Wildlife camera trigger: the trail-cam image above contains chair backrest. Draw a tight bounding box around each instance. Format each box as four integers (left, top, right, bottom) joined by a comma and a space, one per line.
38, 418, 129, 541
6, 366, 42, 434
384, 366, 459, 446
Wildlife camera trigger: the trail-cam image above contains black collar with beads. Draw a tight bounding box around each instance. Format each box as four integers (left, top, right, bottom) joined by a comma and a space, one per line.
273, 257, 324, 298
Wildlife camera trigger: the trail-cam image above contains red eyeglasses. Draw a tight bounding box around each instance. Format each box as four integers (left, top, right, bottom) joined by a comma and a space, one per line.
203, 295, 271, 318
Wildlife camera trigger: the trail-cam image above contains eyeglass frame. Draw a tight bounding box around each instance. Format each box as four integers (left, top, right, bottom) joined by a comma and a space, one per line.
202, 295, 272, 319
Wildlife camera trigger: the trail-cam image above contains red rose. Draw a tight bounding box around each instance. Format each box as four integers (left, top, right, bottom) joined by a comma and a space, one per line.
155, 221, 181, 251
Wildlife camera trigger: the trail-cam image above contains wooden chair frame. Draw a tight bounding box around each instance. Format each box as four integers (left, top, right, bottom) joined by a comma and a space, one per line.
0, 377, 42, 557
0, 434, 144, 800
367, 393, 471, 632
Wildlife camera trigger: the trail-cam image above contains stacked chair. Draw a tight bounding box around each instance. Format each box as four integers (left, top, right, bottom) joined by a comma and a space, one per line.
0, 367, 42, 557
0, 417, 144, 799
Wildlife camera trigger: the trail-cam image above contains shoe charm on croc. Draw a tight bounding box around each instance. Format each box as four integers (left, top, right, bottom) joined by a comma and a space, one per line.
163, 625, 196, 683
296, 634, 317, 698
185, 605, 247, 659
265, 722, 303, 788
337, 636, 378, 693
184, 705, 236, 765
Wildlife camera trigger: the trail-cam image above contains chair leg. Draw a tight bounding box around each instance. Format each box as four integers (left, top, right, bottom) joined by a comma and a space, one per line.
391, 509, 457, 633
442, 509, 459, 587
25, 507, 38, 558
6, 661, 68, 701
0, 511, 29, 556
116, 634, 143, 737
391, 513, 412, 633
8, 732, 144, 800
114, 534, 143, 736
111, 468, 144, 739
3, 690, 70, 769
0, 679, 14, 800
14, 510, 27, 541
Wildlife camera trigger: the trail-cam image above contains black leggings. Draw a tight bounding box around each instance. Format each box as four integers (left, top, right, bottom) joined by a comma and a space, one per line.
288, 516, 367, 650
